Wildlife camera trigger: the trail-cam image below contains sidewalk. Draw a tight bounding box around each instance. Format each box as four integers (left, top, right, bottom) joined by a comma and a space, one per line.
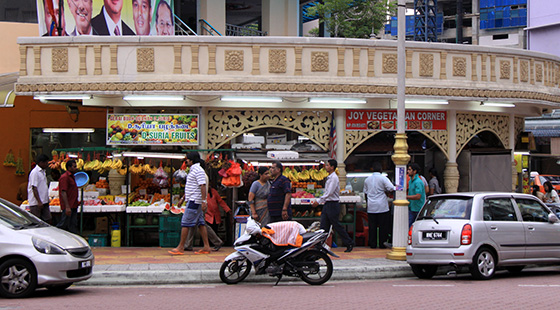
79, 246, 413, 286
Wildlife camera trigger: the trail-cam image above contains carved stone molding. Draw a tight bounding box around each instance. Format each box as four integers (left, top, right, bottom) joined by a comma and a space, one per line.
269, 49, 287, 73
500, 60, 511, 80
225, 50, 244, 71
424, 130, 449, 159
515, 116, 524, 149
453, 57, 467, 77
456, 113, 509, 157
345, 131, 378, 159
311, 51, 329, 72
206, 110, 331, 150
382, 53, 397, 74
52, 48, 68, 72
443, 162, 459, 193
137, 48, 154, 72
419, 53, 434, 77
520, 60, 529, 82
535, 63, 543, 82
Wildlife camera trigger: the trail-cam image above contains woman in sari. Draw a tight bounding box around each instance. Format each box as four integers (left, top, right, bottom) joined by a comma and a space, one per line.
248, 166, 271, 226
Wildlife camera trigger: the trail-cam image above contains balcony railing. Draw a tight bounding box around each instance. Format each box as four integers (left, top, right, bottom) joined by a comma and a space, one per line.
225, 23, 267, 36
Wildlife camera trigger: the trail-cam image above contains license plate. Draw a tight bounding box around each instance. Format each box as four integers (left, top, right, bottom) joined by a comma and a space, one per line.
323, 243, 331, 251
80, 260, 92, 268
423, 231, 446, 240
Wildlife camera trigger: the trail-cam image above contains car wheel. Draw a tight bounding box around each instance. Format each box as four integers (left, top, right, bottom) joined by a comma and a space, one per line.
505, 266, 525, 274
46, 283, 73, 292
0, 258, 37, 298
470, 247, 496, 280
410, 264, 438, 279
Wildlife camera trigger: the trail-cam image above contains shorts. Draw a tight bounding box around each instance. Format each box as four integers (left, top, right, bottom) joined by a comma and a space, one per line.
29, 203, 52, 221
181, 201, 205, 227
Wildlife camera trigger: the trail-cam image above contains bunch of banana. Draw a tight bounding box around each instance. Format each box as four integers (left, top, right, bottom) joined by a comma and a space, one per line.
61, 160, 67, 171
76, 158, 84, 170
129, 163, 143, 174
91, 159, 102, 171
83, 160, 93, 171
102, 158, 113, 171
111, 158, 123, 170
298, 169, 310, 181
117, 166, 127, 176
283, 167, 300, 182
143, 164, 157, 175
163, 166, 172, 174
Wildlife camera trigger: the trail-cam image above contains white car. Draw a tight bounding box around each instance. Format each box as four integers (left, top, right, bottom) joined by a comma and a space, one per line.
407, 192, 560, 280
0, 198, 94, 298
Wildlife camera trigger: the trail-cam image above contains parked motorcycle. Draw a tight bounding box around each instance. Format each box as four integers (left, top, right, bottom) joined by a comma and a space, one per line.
219, 218, 338, 285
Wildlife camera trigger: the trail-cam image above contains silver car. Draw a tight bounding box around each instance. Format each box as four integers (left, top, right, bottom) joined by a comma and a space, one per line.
406, 192, 560, 280
0, 198, 94, 298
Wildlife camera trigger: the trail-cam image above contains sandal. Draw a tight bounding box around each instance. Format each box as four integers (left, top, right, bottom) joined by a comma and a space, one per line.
194, 250, 210, 254
168, 249, 184, 255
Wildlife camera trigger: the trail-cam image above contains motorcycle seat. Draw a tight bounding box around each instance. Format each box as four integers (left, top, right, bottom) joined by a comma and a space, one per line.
301, 232, 319, 243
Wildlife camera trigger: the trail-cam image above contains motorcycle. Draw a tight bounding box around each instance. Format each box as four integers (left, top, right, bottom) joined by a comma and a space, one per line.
219, 218, 338, 285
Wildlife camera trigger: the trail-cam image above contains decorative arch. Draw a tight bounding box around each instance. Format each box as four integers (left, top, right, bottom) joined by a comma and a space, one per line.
344, 130, 449, 160
206, 109, 332, 150
456, 113, 509, 159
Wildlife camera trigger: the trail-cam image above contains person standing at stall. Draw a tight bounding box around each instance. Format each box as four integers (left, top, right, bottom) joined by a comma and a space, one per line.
57, 160, 79, 233
267, 161, 292, 222
248, 166, 271, 226
407, 163, 426, 227
169, 152, 212, 255
363, 161, 395, 249
28, 154, 52, 223
312, 159, 354, 252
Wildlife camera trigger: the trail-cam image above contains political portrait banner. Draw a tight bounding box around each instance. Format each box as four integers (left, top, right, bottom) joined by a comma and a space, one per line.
37, 0, 175, 37
107, 114, 198, 146
346, 110, 447, 131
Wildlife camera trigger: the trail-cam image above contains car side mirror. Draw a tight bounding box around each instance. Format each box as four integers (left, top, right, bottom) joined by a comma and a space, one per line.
548, 213, 559, 223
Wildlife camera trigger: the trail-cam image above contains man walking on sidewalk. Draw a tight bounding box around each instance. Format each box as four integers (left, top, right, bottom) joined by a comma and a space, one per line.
363, 161, 395, 249
57, 160, 79, 233
313, 159, 354, 252
28, 154, 52, 223
407, 163, 426, 227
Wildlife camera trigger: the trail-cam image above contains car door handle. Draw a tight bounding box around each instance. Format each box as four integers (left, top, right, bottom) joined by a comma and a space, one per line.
527, 226, 535, 231
490, 226, 498, 230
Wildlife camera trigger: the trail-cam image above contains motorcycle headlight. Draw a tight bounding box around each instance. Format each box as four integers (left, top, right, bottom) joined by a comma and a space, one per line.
32, 237, 66, 255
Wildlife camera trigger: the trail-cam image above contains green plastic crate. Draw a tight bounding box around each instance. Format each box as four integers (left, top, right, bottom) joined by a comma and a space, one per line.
159, 215, 182, 232
159, 231, 181, 247
88, 234, 108, 247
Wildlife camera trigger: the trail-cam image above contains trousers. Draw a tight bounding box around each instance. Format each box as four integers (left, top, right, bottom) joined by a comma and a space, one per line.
320, 201, 353, 247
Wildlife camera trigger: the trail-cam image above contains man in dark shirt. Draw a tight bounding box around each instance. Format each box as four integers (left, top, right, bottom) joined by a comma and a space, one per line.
57, 160, 79, 233
267, 161, 292, 222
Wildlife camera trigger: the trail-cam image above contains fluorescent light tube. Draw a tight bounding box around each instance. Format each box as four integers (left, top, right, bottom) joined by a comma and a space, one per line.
34, 95, 92, 100
482, 102, 515, 108
43, 128, 95, 133
405, 99, 448, 105
309, 98, 366, 104
221, 96, 283, 102
123, 95, 184, 101
121, 152, 186, 160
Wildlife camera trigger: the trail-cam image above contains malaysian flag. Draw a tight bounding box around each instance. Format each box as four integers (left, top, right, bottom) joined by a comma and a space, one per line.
328, 114, 337, 160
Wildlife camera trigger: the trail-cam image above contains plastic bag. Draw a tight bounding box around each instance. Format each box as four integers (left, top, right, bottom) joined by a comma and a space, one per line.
173, 168, 188, 184
153, 167, 169, 187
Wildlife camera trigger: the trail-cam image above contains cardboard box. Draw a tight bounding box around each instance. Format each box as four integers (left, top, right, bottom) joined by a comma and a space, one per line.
95, 217, 108, 234
266, 133, 287, 145
242, 134, 265, 144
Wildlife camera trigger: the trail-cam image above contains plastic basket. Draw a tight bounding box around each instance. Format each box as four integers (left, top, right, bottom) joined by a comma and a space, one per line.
88, 233, 108, 247
159, 215, 182, 232
75, 172, 90, 188
159, 231, 181, 247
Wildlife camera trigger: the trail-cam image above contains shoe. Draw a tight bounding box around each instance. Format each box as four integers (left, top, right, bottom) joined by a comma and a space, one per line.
194, 250, 211, 254
168, 249, 184, 255
383, 242, 392, 249
213, 243, 223, 251
344, 244, 354, 253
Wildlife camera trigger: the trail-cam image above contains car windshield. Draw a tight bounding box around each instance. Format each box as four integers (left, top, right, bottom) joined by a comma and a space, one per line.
0, 198, 45, 229
418, 196, 473, 220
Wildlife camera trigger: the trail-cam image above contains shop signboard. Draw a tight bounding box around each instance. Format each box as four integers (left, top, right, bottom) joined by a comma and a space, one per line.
107, 114, 198, 145
346, 110, 447, 131
37, 0, 175, 37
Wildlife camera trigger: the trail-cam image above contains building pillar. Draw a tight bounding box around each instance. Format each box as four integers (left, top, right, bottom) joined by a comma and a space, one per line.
262, 0, 299, 36
510, 113, 516, 191
444, 110, 459, 193
335, 109, 346, 189
472, 0, 479, 45
198, 0, 226, 35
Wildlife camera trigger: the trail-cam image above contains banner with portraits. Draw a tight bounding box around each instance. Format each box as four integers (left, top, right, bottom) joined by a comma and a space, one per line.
37, 0, 175, 37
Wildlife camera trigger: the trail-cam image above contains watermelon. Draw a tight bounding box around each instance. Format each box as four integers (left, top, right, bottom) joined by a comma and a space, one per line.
134, 217, 147, 225
170, 207, 182, 215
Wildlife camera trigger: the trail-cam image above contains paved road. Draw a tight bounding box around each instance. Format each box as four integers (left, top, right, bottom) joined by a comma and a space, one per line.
3, 267, 560, 309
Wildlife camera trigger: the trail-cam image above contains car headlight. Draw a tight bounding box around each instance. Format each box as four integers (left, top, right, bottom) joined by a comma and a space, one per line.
32, 237, 66, 255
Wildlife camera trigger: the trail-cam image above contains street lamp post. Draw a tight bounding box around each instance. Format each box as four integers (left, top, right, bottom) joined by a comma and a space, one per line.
387, 0, 410, 261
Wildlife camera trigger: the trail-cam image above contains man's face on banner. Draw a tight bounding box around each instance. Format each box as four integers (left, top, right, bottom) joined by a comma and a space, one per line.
155, 2, 173, 36
104, 0, 124, 18
132, 0, 151, 35
68, 0, 93, 34
44, 0, 66, 35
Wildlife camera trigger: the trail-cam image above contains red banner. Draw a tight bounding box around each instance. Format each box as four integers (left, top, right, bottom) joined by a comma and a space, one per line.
346, 110, 447, 131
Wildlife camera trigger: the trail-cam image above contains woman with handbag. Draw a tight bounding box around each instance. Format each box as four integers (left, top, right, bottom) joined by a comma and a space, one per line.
248, 166, 271, 226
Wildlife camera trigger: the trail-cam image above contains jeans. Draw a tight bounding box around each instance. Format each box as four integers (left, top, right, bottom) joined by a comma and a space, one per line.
320, 201, 353, 247
409, 210, 419, 228
57, 208, 78, 234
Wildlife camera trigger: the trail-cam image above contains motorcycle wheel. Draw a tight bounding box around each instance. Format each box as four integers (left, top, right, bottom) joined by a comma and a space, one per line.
297, 250, 333, 285
219, 258, 252, 285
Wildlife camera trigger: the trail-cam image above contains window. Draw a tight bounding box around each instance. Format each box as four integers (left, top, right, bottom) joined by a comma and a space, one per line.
483, 198, 517, 221
516, 199, 549, 222
419, 197, 472, 220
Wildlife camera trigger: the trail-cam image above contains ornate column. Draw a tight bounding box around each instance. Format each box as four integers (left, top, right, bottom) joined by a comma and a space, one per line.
335, 109, 347, 189
510, 113, 516, 191
444, 110, 459, 193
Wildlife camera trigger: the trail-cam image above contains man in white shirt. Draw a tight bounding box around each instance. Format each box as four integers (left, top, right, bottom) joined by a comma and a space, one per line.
27, 154, 52, 223
312, 159, 354, 252
363, 162, 395, 249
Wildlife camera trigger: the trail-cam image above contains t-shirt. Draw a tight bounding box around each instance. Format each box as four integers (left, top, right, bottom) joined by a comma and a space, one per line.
267, 175, 292, 217
363, 172, 395, 213
408, 174, 426, 212
27, 165, 48, 206
429, 177, 442, 195
184, 163, 207, 203
59, 171, 79, 210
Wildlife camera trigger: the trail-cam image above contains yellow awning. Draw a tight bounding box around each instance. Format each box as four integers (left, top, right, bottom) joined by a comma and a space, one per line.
0, 72, 18, 108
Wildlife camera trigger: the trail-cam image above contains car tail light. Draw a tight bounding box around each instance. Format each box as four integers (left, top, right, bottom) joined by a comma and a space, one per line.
461, 224, 472, 245
408, 225, 413, 245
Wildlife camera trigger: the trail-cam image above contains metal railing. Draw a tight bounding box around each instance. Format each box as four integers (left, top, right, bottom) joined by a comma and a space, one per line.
199, 19, 223, 36
174, 14, 197, 36
225, 23, 267, 36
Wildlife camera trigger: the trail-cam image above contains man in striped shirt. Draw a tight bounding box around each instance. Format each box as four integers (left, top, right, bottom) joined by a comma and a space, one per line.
169, 152, 212, 255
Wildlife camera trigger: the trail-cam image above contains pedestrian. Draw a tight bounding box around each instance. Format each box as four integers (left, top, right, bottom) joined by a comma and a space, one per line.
27, 154, 52, 223
543, 181, 559, 203
248, 166, 271, 226
169, 152, 212, 255
407, 163, 426, 227
428, 168, 442, 196
57, 159, 79, 233
17, 172, 30, 203
184, 182, 229, 251
267, 161, 292, 222
363, 161, 395, 249
532, 185, 545, 202
313, 159, 354, 252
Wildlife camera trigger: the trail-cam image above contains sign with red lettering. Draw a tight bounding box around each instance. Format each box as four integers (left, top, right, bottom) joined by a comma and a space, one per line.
346, 110, 447, 131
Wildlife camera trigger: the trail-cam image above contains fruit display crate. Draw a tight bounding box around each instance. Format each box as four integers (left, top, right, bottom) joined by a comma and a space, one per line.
159, 230, 181, 247
88, 233, 108, 247
159, 215, 182, 232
